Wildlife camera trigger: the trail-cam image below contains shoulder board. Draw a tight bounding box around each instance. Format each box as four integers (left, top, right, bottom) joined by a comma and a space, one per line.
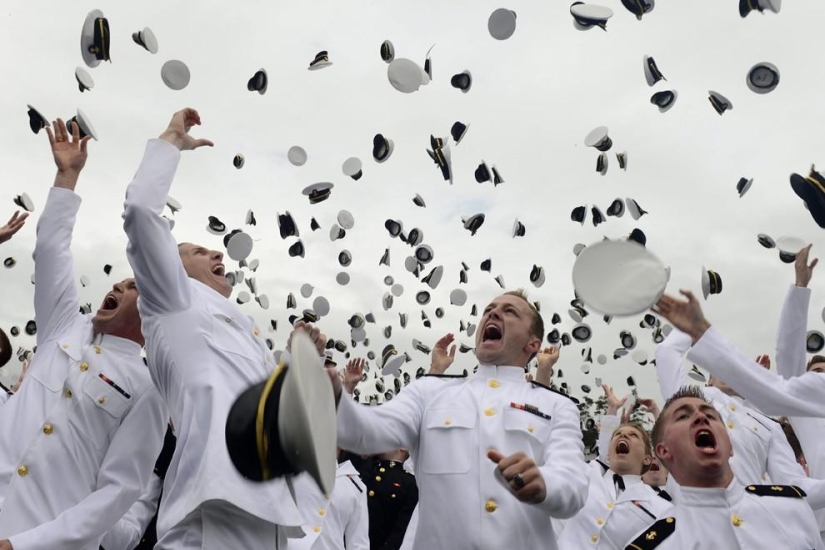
424, 373, 468, 379
529, 380, 579, 404
746, 484, 807, 498
626, 517, 675, 550
347, 474, 364, 493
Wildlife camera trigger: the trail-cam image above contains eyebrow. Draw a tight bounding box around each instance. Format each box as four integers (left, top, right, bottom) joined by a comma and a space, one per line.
671, 402, 716, 418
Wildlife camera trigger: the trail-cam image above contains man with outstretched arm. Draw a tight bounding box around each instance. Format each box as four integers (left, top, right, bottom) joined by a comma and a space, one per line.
330, 290, 589, 550
0, 119, 166, 550
122, 108, 329, 549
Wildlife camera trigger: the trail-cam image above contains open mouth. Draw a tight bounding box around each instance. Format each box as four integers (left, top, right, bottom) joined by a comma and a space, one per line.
648, 462, 660, 472
482, 323, 503, 343
212, 264, 226, 277
694, 428, 718, 454
100, 293, 119, 311
615, 440, 630, 455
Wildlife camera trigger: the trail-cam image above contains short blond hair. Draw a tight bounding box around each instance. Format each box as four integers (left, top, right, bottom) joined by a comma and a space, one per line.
503, 289, 544, 341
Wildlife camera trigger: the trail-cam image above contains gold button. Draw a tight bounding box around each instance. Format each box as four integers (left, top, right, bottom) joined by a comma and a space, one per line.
17, 466, 28, 477
606, 501, 614, 509
64, 389, 73, 398
488, 380, 500, 388
98, 396, 106, 405
729, 403, 736, 411
368, 490, 375, 497
79, 362, 89, 372
590, 535, 598, 543
375, 476, 382, 482
390, 462, 396, 468
313, 526, 321, 533
391, 494, 396, 499
484, 408, 495, 417
528, 425, 534, 433
752, 426, 759, 432
94, 346, 101, 354
485, 500, 497, 513
42, 424, 53, 435
727, 422, 734, 429
318, 508, 326, 516
253, 328, 260, 336
596, 517, 605, 526
666, 518, 674, 524
731, 514, 742, 527
61, 344, 69, 349
380, 468, 386, 473
444, 418, 452, 426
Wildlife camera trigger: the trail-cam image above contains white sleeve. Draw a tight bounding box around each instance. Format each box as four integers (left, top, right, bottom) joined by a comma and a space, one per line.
8, 388, 167, 550
122, 139, 192, 317
99, 475, 163, 550
535, 399, 589, 519
343, 479, 370, 550
764, 420, 825, 510
687, 327, 825, 417
776, 285, 812, 380
654, 328, 694, 400
32, 187, 84, 344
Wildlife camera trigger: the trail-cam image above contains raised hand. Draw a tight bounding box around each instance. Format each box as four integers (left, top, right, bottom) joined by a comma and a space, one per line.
653, 290, 711, 344
47, 118, 90, 190
343, 357, 366, 395
795, 245, 818, 288
0, 211, 28, 245
535, 346, 559, 386
637, 398, 661, 420
159, 108, 215, 151
430, 333, 456, 375
602, 383, 628, 416
287, 320, 326, 357
755, 354, 771, 370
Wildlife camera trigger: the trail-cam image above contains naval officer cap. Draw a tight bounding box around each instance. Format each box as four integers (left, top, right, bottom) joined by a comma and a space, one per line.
247, 69, 268, 94
757, 233, 776, 249
572, 324, 592, 343
75, 67, 94, 93
807, 331, 825, 353
66, 109, 99, 141
571, 206, 587, 225
747, 62, 780, 94
650, 90, 678, 113
206, 216, 226, 235
288, 240, 305, 259
451, 122, 469, 145
27, 106, 49, 135
737, 177, 754, 198
740, 0, 781, 18
573, 239, 668, 316
373, 134, 394, 163
570, 3, 613, 31
288, 146, 308, 167
0, 329, 10, 368
308, 51, 332, 70
584, 126, 612, 152
790, 166, 825, 229
462, 214, 485, 236
530, 265, 546, 288
488, 8, 517, 40
302, 182, 333, 205
387, 58, 427, 93
625, 198, 648, 220
80, 10, 111, 68
422, 265, 444, 289
13, 193, 35, 213
24, 320, 36, 336
381, 345, 406, 376
776, 236, 806, 263
225, 331, 337, 494
342, 157, 363, 180
161, 60, 191, 91
380, 40, 395, 63
233, 154, 245, 169
132, 27, 158, 54
412, 194, 426, 208
224, 230, 253, 261
450, 70, 472, 93
623, 0, 655, 20
701, 267, 723, 299
606, 198, 625, 218
708, 90, 733, 115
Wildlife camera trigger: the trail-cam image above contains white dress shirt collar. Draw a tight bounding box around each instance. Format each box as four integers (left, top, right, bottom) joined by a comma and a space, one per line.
678, 478, 742, 508
93, 333, 143, 356
476, 363, 527, 382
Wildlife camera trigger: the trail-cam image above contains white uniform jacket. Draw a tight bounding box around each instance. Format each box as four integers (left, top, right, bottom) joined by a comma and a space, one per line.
624, 480, 824, 549
337, 365, 589, 550
100, 474, 163, 550
122, 139, 303, 536
775, 284, 825, 535
656, 329, 819, 501
0, 187, 166, 550
291, 461, 370, 550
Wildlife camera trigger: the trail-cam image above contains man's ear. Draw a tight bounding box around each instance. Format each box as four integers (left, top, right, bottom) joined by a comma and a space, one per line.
655, 442, 671, 464
525, 336, 542, 356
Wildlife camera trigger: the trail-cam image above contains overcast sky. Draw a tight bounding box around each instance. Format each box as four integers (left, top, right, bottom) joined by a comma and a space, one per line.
2, 0, 825, 408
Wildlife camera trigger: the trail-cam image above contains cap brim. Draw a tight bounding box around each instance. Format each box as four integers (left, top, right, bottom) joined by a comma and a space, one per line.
388, 58, 425, 93
790, 174, 825, 228
572, 240, 668, 316
382, 354, 406, 376
161, 60, 191, 91
81, 10, 105, 68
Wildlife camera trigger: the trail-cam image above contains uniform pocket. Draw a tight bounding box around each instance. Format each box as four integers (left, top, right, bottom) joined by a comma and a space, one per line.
70, 375, 129, 449
421, 408, 477, 474
503, 408, 551, 458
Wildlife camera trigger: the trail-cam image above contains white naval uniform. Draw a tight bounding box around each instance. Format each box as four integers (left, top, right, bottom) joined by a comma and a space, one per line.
623, 480, 824, 550
123, 139, 303, 547
336, 365, 589, 550
100, 474, 163, 550
555, 414, 672, 549
775, 284, 825, 539
0, 187, 167, 550
656, 329, 820, 501
291, 461, 370, 550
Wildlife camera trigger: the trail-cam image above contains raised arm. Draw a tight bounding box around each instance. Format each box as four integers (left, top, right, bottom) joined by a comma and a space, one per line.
122, 109, 213, 317
654, 328, 693, 400
776, 246, 816, 379
32, 120, 90, 342
656, 291, 825, 417
7, 387, 167, 550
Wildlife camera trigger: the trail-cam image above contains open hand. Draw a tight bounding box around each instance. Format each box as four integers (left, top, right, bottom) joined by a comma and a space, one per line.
653, 290, 711, 344
430, 333, 456, 375
602, 383, 627, 416
795, 245, 818, 288
0, 211, 28, 245
637, 398, 661, 420
47, 118, 90, 190
343, 358, 366, 394
159, 108, 215, 151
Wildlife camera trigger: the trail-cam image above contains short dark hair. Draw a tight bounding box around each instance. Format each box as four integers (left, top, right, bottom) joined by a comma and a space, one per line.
807, 355, 825, 371
503, 289, 544, 341
651, 386, 709, 448
0, 328, 10, 369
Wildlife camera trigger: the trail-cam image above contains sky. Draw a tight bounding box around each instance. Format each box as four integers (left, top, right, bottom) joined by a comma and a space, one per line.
2, 0, 825, 410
